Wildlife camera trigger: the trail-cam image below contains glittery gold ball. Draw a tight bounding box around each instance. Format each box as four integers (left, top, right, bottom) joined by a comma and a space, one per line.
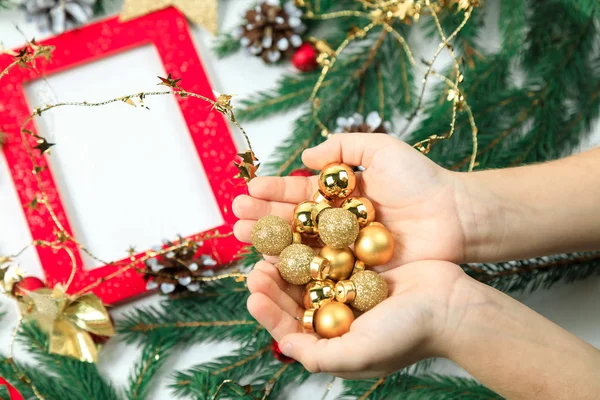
319, 246, 355, 281
318, 163, 356, 199
314, 302, 355, 338
349, 270, 388, 312
251, 216, 293, 256
292, 201, 318, 237
278, 244, 315, 285
354, 223, 395, 266
318, 208, 359, 249
341, 197, 376, 228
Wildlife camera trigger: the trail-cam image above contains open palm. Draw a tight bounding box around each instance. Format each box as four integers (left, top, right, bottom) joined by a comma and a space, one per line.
245, 258, 468, 378
233, 133, 468, 270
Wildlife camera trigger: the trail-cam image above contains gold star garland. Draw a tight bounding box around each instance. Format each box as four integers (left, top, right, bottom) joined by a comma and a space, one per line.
0, 49, 256, 369
302, 0, 480, 171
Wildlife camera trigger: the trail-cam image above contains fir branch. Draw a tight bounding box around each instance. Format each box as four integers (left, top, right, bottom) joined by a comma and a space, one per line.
18, 322, 119, 400
342, 374, 503, 400
465, 252, 600, 294
213, 33, 242, 58
126, 336, 177, 400
0, 385, 8, 399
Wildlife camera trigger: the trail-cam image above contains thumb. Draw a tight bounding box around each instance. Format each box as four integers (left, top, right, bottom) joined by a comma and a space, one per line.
302, 133, 396, 170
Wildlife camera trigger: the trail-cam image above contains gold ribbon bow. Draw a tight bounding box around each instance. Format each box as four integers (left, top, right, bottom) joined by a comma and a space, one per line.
20, 285, 115, 363
120, 0, 218, 34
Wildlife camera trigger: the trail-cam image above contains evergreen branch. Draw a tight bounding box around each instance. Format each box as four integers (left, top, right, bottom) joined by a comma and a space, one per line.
213, 33, 242, 58
126, 336, 177, 400
342, 374, 503, 399
18, 322, 120, 400
465, 252, 600, 293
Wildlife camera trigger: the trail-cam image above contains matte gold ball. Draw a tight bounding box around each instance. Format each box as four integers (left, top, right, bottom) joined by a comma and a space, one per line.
251, 216, 293, 256
314, 302, 355, 338
341, 197, 376, 227
318, 163, 356, 199
292, 201, 318, 237
278, 244, 315, 285
354, 223, 395, 266
318, 208, 360, 249
319, 246, 355, 281
349, 270, 388, 312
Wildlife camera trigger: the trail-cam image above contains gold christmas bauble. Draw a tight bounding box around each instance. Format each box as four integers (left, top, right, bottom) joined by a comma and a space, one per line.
335, 270, 388, 312
354, 223, 395, 266
292, 201, 318, 237
314, 302, 355, 338
251, 215, 293, 256
319, 246, 355, 281
278, 244, 315, 285
318, 163, 356, 199
341, 197, 376, 228
318, 208, 360, 249
304, 279, 336, 309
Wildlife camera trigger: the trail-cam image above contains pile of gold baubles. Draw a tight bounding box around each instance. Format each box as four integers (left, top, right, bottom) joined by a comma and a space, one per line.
251, 163, 394, 338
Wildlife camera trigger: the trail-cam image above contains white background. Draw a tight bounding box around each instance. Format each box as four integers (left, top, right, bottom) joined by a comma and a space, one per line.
1, 1, 599, 398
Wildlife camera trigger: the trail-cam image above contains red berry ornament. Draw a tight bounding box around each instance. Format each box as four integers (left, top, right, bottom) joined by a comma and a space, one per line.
271, 339, 296, 363
292, 43, 318, 72
12, 276, 45, 297
289, 168, 313, 177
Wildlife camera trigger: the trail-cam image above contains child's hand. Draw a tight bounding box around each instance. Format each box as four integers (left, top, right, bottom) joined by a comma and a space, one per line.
233, 133, 470, 270
246, 258, 467, 378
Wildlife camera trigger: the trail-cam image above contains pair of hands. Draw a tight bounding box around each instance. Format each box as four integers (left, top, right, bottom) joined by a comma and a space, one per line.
232, 133, 476, 378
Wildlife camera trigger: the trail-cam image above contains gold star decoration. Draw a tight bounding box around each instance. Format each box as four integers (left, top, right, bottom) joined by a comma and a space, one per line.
0, 260, 23, 296
120, 0, 218, 35
234, 150, 260, 183
158, 73, 182, 89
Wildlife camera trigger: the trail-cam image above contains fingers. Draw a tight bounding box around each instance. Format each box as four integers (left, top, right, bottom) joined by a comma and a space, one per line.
248, 176, 320, 204
278, 332, 373, 374
232, 195, 295, 222
233, 220, 254, 243
248, 261, 304, 307
302, 133, 396, 169
247, 292, 302, 342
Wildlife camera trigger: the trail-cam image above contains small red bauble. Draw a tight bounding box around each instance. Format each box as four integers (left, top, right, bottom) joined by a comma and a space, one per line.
12, 276, 46, 297
0, 376, 24, 400
292, 43, 319, 72
289, 168, 314, 177
271, 339, 296, 363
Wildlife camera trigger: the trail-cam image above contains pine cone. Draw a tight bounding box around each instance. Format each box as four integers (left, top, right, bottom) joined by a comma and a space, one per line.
21, 0, 94, 34
336, 112, 392, 134
234, 0, 305, 64
144, 240, 218, 295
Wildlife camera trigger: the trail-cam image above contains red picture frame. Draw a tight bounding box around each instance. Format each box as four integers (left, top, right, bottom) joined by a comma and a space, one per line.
0, 8, 245, 305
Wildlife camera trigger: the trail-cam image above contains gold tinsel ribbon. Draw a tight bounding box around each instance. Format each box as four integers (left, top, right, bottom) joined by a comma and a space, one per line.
19, 285, 115, 363
120, 0, 218, 34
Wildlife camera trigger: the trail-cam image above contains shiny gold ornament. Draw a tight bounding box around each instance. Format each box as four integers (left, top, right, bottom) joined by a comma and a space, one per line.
312, 189, 333, 204
310, 255, 332, 280
292, 232, 303, 244
20, 285, 115, 363
318, 163, 356, 199
354, 223, 395, 266
120, 0, 219, 34
318, 208, 360, 249
341, 197, 376, 228
278, 244, 315, 285
335, 270, 388, 312
319, 246, 355, 281
314, 302, 355, 338
304, 279, 336, 309
292, 201, 318, 237
251, 216, 293, 256
303, 309, 316, 333
352, 260, 366, 275
311, 200, 332, 226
